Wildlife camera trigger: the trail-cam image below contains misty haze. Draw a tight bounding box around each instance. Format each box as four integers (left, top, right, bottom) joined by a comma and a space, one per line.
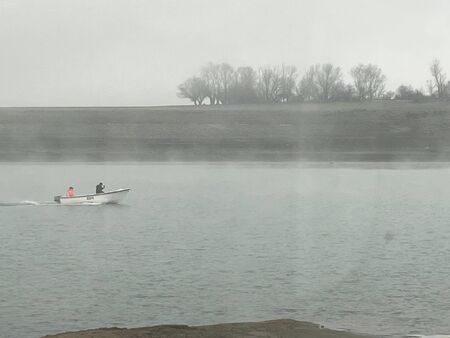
1, 1, 450, 338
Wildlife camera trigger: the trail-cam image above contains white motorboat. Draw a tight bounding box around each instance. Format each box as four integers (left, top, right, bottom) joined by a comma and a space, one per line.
54, 188, 131, 205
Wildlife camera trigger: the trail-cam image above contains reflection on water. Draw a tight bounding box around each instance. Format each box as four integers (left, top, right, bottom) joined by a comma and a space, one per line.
1, 163, 450, 338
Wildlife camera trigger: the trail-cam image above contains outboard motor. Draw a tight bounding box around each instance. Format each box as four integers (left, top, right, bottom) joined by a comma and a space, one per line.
54, 195, 61, 203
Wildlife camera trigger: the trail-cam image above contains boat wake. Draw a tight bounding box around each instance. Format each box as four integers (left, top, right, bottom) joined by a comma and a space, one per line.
77, 202, 103, 206
0, 200, 57, 207
408, 336, 450, 338
0, 200, 115, 207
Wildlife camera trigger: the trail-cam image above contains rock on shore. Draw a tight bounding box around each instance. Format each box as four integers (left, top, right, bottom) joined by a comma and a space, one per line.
42, 319, 377, 338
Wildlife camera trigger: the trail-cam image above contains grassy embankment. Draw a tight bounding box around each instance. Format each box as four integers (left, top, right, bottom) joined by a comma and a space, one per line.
1, 100, 450, 162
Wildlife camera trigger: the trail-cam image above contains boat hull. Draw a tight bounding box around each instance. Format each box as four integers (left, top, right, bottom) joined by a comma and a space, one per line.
54, 188, 130, 205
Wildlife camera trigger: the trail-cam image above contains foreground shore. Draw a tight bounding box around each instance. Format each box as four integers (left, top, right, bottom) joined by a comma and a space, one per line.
2, 100, 450, 162
42, 319, 377, 338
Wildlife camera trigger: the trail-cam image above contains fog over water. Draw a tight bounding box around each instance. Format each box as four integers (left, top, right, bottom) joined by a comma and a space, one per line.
2, 163, 450, 338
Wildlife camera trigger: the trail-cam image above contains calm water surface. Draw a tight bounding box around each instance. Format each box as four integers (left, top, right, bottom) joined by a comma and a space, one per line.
1, 163, 450, 338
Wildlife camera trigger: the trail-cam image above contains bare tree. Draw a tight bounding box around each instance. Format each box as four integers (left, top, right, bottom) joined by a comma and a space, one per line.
257, 66, 282, 103
350, 64, 386, 100
217, 63, 234, 104
230, 66, 258, 104
396, 84, 416, 99
279, 64, 297, 102
177, 77, 209, 105
257, 67, 272, 102
429, 59, 447, 98
316, 63, 343, 101
201, 63, 221, 105
426, 80, 435, 97
333, 83, 355, 101
296, 65, 319, 101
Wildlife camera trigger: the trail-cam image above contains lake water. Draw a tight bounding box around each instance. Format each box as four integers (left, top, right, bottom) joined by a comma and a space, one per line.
1, 163, 450, 338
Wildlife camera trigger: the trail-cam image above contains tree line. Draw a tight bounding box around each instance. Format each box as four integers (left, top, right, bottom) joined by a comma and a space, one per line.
178, 59, 449, 105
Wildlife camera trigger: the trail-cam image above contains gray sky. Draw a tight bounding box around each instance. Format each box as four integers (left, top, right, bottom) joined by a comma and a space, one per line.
1, 0, 449, 106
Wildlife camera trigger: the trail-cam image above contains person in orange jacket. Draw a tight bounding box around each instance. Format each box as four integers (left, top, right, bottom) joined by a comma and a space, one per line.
66, 186, 74, 197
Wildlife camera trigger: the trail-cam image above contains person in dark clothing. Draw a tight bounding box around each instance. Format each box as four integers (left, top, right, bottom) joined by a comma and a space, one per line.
96, 182, 105, 194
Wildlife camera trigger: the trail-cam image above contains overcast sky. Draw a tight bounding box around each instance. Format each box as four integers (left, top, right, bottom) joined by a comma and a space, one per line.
1, 0, 449, 106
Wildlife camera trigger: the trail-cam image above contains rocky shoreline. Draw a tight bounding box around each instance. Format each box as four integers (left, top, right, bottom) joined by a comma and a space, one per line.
41, 319, 378, 338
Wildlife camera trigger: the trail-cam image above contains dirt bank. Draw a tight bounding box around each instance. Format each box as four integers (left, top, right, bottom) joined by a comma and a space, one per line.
41, 319, 377, 338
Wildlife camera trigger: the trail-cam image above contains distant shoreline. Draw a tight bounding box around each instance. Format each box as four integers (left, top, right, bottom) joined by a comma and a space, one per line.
41, 319, 379, 338
2, 101, 450, 162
